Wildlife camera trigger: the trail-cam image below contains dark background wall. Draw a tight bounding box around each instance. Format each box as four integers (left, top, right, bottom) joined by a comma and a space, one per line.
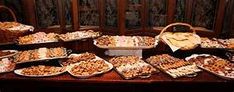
0, 0, 233, 37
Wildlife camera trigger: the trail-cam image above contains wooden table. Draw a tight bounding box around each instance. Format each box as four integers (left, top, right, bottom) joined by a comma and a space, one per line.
0, 44, 233, 92
0, 59, 233, 92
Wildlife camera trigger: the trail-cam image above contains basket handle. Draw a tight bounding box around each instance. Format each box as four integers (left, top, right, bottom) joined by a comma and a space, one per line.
0, 6, 17, 22
159, 22, 195, 38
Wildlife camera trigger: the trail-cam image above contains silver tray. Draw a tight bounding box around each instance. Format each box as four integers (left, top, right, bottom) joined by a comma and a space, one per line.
93, 39, 158, 50
185, 54, 234, 80
14, 66, 66, 77
14, 49, 72, 64
16, 40, 59, 46
59, 32, 101, 42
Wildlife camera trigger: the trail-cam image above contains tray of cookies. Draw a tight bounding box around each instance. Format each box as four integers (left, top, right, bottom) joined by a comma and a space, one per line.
185, 54, 234, 80
17, 32, 59, 45
14, 65, 66, 77
109, 56, 159, 79
14, 47, 69, 64
59, 52, 97, 66
59, 30, 101, 42
66, 56, 113, 78
201, 37, 234, 49
94, 35, 158, 49
146, 54, 201, 78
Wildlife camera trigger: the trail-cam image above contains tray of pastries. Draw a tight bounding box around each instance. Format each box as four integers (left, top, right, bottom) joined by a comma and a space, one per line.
0, 50, 18, 59
185, 54, 234, 80
59, 30, 101, 42
146, 54, 201, 78
0, 22, 34, 32
201, 37, 234, 49
14, 65, 66, 77
0, 58, 15, 73
59, 52, 96, 66
66, 56, 113, 78
159, 23, 201, 51
18, 32, 59, 45
15, 47, 69, 64
94, 35, 158, 49
109, 56, 158, 79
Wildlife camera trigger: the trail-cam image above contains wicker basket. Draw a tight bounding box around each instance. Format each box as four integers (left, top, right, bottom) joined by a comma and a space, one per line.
0, 6, 33, 44
159, 22, 201, 50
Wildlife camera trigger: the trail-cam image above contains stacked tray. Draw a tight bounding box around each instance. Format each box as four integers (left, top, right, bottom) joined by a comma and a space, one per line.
15, 47, 68, 64
94, 35, 158, 49
17, 32, 59, 45
59, 30, 101, 42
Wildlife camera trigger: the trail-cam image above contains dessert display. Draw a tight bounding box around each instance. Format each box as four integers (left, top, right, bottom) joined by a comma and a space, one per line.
0, 50, 18, 58
94, 35, 157, 49
159, 23, 201, 51
18, 32, 59, 45
0, 58, 15, 73
59, 30, 101, 42
146, 54, 201, 78
0, 22, 34, 32
185, 54, 234, 80
66, 58, 113, 78
15, 47, 67, 64
60, 52, 96, 66
201, 38, 234, 49
109, 56, 158, 79
14, 65, 66, 77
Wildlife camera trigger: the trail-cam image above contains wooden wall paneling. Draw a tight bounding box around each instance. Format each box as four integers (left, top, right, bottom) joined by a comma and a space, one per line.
144, 0, 150, 32
185, 0, 193, 23
71, 0, 79, 31
99, 0, 104, 32
118, 0, 125, 35
231, 0, 234, 37
166, 0, 176, 32
213, 0, 226, 37
167, 0, 176, 24
142, 0, 146, 32
22, 0, 37, 28
58, 0, 66, 33
222, 0, 234, 38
